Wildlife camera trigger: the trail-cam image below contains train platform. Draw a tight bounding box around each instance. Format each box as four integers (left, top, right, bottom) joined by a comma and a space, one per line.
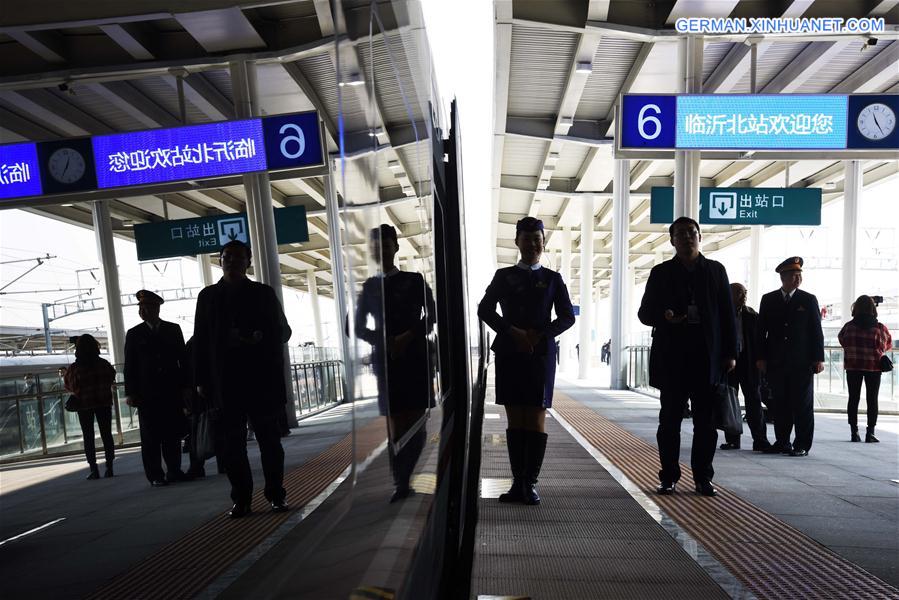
473, 374, 899, 599
2, 377, 897, 600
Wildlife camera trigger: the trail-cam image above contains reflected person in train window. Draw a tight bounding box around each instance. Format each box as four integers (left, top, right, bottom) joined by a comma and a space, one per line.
477, 217, 575, 505
355, 224, 436, 503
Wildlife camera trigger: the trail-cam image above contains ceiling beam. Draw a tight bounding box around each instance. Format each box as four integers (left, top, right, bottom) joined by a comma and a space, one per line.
87, 81, 180, 128
829, 42, 899, 93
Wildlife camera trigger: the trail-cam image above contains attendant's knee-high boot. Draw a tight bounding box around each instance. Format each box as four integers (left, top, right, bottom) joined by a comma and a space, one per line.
498, 429, 525, 503
522, 431, 548, 505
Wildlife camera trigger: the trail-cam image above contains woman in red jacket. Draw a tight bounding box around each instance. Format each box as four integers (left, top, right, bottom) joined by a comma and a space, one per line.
838, 295, 893, 443
64, 334, 117, 478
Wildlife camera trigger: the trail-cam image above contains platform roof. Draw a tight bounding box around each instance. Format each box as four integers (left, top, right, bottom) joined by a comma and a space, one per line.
0, 0, 437, 300
494, 0, 899, 301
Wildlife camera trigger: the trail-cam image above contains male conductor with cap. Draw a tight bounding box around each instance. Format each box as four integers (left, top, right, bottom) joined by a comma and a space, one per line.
756, 257, 825, 457
125, 290, 190, 486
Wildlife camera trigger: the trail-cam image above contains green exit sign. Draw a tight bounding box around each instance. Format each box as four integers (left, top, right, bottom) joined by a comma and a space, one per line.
134, 205, 309, 261
650, 187, 822, 226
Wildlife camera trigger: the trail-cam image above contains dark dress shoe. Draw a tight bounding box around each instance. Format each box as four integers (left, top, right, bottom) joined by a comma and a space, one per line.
103, 468, 114, 478
184, 468, 206, 479
752, 441, 772, 452
865, 433, 879, 443
656, 481, 676, 495
228, 503, 252, 518
166, 471, 188, 483
86, 468, 100, 480
694, 481, 718, 497
522, 483, 541, 506
789, 448, 808, 457
498, 480, 524, 504
719, 442, 740, 450
270, 500, 290, 513
150, 479, 168, 487
763, 444, 785, 454
390, 487, 416, 504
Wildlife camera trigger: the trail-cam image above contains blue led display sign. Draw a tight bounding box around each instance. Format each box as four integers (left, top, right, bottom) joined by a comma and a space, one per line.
677, 95, 848, 149
0, 143, 42, 200
0, 110, 323, 201
619, 94, 896, 151
92, 119, 268, 189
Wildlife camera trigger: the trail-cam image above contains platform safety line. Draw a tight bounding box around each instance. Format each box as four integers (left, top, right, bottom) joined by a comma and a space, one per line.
552, 394, 899, 600
86, 418, 388, 600
0, 517, 66, 547
549, 407, 754, 600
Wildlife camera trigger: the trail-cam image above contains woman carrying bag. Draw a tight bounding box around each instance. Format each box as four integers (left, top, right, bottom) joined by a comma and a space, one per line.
64, 334, 117, 478
838, 295, 893, 443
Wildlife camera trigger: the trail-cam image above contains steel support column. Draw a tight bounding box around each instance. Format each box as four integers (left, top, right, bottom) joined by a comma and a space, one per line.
578, 196, 594, 379
749, 226, 762, 310
198, 253, 214, 287
230, 59, 297, 426
674, 35, 702, 221
308, 267, 324, 347
842, 160, 861, 321
559, 227, 573, 374
324, 170, 354, 404
91, 200, 126, 365
611, 159, 630, 390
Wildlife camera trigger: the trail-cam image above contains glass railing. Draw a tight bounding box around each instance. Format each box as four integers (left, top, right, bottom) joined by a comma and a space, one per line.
626, 345, 898, 413
0, 354, 345, 461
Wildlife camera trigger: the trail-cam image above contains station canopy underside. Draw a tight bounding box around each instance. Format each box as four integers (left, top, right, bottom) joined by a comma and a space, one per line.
494, 0, 899, 301
0, 0, 436, 300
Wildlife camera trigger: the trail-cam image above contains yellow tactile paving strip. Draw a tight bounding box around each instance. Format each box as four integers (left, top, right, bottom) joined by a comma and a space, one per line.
553, 393, 899, 600
87, 418, 387, 600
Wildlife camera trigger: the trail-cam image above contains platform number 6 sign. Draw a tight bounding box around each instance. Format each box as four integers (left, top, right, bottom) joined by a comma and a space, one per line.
278, 123, 306, 159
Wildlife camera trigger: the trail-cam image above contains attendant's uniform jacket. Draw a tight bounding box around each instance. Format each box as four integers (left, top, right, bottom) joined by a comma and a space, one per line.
477, 263, 575, 408
355, 269, 436, 416
756, 288, 825, 372
124, 320, 189, 435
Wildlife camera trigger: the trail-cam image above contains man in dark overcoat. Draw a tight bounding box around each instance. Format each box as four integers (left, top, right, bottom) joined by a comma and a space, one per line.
124, 290, 190, 486
638, 217, 737, 497
720, 283, 771, 451
193, 240, 292, 518
756, 257, 824, 457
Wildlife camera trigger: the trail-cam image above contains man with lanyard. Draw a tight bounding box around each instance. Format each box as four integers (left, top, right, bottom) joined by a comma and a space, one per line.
638, 217, 737, 497
193, 240, 292, 518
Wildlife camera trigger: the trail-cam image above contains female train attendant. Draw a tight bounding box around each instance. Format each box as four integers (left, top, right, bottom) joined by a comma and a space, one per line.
477, 217, 576, 505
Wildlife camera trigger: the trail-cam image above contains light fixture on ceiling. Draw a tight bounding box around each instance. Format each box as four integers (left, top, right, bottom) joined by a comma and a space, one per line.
547, 152, 561, 163
575, 61, 593, 74
387, 160, 403, 172
823, 181, 837, 189
339, 72, 364, 87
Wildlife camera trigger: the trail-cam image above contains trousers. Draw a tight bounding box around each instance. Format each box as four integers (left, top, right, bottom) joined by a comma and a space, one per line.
221, 409, 286, 505
768, 368, 815, 451
846, 370, 881, 429
78, 406, 114, 467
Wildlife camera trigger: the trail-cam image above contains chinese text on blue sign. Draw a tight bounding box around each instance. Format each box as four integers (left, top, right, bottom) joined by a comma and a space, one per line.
619, 94, 897, 151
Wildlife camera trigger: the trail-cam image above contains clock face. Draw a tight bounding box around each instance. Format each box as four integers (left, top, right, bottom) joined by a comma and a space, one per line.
856, 103, 896, 141
48, 147, 86, 184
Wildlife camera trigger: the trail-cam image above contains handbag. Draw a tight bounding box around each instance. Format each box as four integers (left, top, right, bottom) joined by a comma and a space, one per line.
64, 394, 79, 412
881, 354, 894, 373
194, 408, 218, 461
713, 382, 743, 437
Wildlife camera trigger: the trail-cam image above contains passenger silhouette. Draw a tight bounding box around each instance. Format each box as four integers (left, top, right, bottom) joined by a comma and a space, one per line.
720, 283, 771, 451
193, 240, 292, 518
124, 289, 190, 486
63, 334, 117, 480
477, 216, 575, 505
638, 216, 737, 497
838, 295, 892, 443
355, 224, 436, 503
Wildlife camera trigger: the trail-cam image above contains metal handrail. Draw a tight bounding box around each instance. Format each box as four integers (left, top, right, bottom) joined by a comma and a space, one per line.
624, 344, 898, 409
0, 354, 345, 461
